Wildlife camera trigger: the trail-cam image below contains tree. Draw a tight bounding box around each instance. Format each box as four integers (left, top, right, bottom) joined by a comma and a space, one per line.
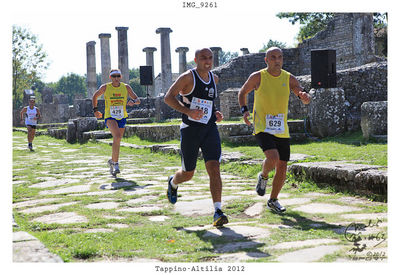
277, 12, 388, 45
128, 68, 146, 97
12, 25, 49, 108
55, 73, 86, 104
259, 39, 288, 52
219, 50, 239, 65
276, 13, 334, 42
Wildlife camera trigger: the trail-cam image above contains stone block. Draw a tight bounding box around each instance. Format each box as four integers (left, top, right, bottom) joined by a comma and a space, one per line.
361, 101, 387, 139
76, 117, 98, 143
308, 88, 347, 137
66, 119, 77, 143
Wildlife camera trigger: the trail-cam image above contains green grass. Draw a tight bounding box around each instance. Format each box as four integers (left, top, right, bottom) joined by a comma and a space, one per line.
12, 130, 387, 262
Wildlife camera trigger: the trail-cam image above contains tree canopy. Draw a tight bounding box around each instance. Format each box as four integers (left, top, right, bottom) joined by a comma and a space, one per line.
12, 25, 49, 108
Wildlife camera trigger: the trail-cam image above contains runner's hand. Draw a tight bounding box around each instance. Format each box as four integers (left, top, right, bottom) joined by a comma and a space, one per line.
215, 111, 224, 122
94, 111, 103, 119
188, 109, 204, 120
298, 91, 311, 104
243, 111, 252, 126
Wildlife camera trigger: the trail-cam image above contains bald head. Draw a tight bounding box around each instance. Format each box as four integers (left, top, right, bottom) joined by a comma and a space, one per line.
265, 47, 283, 58
195, 48, 213, 58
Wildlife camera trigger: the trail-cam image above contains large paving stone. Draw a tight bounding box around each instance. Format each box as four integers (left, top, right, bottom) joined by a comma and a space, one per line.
278, 197, 312, 206
20, 202, 78, 214
126, 196, 158, 205
244, 202, 264, 217
117, 206, 162, 213
32, 212, 88, 224
13, 198, 60, 208
39, 185, 91, 195
269, 239, 339, 250
292, 203, 361, 214
149, 216, 170, 222
215, 240, 265, 253
202, 226, 270, 240
13, 240, 63, 262
276, 245, 343, 262
86, 202, 120, 209
340, 213, 387, 221
174, 196, 238, 216
215, 251, 270, 262
30, 179, 80, 188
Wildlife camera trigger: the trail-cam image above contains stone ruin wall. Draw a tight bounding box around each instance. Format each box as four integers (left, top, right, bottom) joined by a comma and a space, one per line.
217, 61, 387, 130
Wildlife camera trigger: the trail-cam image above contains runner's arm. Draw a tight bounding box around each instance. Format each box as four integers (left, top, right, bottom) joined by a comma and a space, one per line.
20, 107, 27, 121
126, 85, 141, 105
289, 74, 311, 104
238, 72, 260, 126
164, 72, 203, 120
92, 85, 106, 118
35, 108, 41, 120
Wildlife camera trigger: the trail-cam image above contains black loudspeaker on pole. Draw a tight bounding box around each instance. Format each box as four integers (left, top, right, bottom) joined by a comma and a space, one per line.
311, 49, 337, 89
140, 66, 153, 86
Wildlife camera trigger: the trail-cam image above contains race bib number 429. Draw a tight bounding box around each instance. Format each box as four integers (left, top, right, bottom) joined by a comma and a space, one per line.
110, 105, 124, 119
264, 113, 285, 134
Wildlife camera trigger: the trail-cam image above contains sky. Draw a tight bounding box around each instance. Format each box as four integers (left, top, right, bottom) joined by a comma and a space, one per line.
10, 0, 305, 83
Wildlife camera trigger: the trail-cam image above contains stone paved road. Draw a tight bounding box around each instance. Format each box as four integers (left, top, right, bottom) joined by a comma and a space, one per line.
12, 133, 387, 263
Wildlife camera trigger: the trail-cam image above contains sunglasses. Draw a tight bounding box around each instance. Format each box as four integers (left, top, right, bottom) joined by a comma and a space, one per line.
111, 75, 121, 78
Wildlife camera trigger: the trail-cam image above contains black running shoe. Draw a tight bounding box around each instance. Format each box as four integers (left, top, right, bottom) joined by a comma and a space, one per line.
213, 209, 229, 227
167, 176, 178, 204
256, 172, 268, 196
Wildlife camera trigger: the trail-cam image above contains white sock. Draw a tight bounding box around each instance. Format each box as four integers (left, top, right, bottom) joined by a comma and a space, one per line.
214, 202, 222, 211
170, 177, 178, 189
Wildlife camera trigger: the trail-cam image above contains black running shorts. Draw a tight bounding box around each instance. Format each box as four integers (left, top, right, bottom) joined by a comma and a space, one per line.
254, 132, 290, 161
180, 123, 221, 171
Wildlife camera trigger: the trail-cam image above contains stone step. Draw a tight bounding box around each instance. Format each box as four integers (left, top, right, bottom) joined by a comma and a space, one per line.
288, 161, 387, 199
223, 132, 308, 144
83, 130, 112, 140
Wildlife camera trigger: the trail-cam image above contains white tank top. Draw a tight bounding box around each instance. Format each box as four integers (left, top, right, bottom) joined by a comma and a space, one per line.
25, 106, 38, 125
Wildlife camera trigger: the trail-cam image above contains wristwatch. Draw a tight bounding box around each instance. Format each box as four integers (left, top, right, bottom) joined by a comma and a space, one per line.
240, 105, 248, 115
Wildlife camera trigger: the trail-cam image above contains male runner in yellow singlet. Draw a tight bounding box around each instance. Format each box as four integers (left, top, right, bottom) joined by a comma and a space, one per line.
238, 47, 311, 213
92, 69, 141, 176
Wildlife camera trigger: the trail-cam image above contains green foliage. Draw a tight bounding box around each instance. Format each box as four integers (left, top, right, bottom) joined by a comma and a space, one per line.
259, 39, 288, 52
276, 13, 334, 42
12, 25, 49, 108
55, 73, 86, 104
277, 12, 388, 44
129, 68, 146, 97
219, 50, 239, 65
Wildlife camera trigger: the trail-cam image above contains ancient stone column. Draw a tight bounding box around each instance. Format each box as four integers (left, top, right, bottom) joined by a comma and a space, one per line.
175, 47, 189, 74
115, 26, 129, 84
143, 47, 157, 96
240, 48, 250, 55
210, 47, 222, 68
156, 27, 173, 94
98, 33, 111, 84
86, 41, 97, 98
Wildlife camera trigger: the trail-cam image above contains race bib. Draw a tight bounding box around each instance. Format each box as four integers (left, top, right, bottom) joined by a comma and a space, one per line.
264, 114, 285, 134
110, 105, 124, 119
188, 97, 213, 124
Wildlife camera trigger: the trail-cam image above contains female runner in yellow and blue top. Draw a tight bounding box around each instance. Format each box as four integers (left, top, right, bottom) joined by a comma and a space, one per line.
92, 69, 141, 176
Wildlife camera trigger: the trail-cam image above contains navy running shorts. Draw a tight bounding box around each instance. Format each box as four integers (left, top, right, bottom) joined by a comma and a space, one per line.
105, 117, 127, 128
180, 123, 222, 171
254, 132, 290, 161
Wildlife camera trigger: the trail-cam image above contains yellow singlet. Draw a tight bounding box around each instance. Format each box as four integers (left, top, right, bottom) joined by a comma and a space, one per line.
253, 69, 291, 138
104, 82, 128, 120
